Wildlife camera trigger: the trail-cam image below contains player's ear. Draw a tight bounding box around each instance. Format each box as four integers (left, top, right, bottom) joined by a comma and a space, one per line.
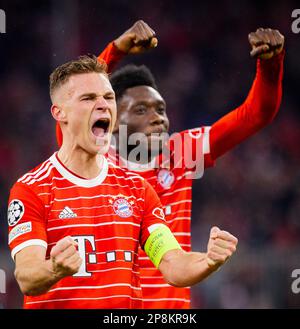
51, 104, 67, 123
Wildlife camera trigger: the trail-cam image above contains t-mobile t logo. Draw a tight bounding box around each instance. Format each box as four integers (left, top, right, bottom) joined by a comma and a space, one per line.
72, 235, 97, 277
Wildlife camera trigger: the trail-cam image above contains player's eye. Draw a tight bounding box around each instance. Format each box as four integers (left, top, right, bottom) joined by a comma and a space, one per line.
157, 107, 165, 114
81, 96, 93, 101
105, 95, 115, 100
134, 106, 147, 114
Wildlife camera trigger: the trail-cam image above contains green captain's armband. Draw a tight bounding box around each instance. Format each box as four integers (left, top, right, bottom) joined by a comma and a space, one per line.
144, 224, 182, 268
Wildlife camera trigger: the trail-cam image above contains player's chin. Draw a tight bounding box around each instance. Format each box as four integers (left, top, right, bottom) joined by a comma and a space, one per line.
84, 136, 108, 156
95, 136, 111, 155
96, 143, 110, 155
86, 143, 109, 156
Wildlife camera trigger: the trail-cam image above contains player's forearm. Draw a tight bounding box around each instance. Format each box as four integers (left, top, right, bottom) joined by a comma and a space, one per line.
159, 250, 216, 287
15, 259, 61, 296
247, 51, 284, 124
209, 52, 284, 161
97, 42, 125, 73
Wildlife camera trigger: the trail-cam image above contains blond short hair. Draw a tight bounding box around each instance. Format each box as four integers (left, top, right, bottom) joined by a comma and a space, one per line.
49, 55, 108, 99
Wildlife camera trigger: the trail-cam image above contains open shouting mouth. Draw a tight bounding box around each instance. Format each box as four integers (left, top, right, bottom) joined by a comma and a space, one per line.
91, 117, 111, 138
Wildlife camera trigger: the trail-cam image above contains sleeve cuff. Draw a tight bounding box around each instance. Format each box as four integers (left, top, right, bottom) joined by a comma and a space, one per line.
111, 41, 128, 56
11, 239, 48, 261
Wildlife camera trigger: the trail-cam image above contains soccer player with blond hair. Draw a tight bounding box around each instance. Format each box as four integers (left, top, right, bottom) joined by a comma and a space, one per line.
8, 54, 237, 309
55, 21, 283, 309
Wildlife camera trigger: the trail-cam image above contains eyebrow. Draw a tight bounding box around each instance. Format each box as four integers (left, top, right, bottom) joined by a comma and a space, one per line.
133, 100, 166, 106
78, 91, 115, 99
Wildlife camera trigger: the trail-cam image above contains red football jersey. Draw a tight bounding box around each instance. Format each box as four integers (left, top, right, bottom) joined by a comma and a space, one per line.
100, 44, 283, 309
108, 127, 214, 308
8, 153, 166, 309
54, 42, 283, 309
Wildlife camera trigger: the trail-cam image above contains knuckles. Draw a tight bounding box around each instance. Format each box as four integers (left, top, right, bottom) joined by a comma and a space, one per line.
250, 28, 284, 46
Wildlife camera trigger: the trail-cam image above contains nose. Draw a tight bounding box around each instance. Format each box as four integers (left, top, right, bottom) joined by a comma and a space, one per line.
95, 97, 110, 111
150, 110, 165, 126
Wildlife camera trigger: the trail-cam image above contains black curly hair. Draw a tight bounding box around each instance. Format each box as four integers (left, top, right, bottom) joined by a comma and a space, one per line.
110, 64, 158, 101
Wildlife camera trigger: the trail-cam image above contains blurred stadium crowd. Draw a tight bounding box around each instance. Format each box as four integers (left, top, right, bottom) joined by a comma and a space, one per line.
0, 0, 300, 308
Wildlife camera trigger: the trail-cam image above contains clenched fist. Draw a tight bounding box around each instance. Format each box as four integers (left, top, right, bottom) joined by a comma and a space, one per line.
206, 226, 238, 270
114, 20, 158, 54
50, 236, 82, 279
248, 28, 284, 60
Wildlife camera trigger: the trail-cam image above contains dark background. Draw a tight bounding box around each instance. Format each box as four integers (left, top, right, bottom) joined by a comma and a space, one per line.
0, 0, 300, 308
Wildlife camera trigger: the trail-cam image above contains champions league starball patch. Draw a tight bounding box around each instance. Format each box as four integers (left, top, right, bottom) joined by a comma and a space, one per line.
109, 195, 134, 218
157, 169, 175, 189
8, 199, 25, 226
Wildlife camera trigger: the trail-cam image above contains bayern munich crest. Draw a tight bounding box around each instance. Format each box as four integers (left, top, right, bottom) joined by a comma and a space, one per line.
157, 169, 175, 189
110, 195, 134, 218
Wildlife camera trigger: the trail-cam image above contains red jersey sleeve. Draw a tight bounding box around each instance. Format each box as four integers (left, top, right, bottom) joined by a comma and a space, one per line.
177, 127, 215, 170
8, 182, 47, 260
140, 181, 167, 249
161, 52, 284, 175
209, 52, 284, 161
97, 41, 126, 73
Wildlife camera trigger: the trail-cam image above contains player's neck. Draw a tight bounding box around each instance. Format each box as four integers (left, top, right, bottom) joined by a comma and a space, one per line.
58, 145, 103, 180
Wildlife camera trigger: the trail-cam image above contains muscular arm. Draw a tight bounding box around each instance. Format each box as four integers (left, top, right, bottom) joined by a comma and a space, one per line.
98, 20, 157, 72
14, 237, 82, 296
158, 227, 238, 287
98, 41, 126, 73
159, 250, 214, 287
209, 51, 284, 161
15, 246, 58, 296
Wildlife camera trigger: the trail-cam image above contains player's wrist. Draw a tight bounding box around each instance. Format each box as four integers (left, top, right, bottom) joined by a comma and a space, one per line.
205, 253, 221, 272
47, 258, 65, 282
112, 40, 130, 54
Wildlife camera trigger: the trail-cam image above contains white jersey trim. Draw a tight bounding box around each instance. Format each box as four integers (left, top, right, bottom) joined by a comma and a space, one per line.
11, 239, 47, 260
49, 283, 141, 293
47, 221, 140, 232
50, 153, 108, 188
141, 283, 172, 288
17, 160, 51, 183
25, 294, 143, 305
143, 297, 190, 302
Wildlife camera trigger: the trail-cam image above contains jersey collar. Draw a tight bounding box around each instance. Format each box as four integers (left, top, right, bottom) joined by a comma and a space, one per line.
50, 152, 108, 187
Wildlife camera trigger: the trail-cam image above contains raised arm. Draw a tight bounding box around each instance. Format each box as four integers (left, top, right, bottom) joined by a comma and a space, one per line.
56, 20, 158, 147
209, 28, 284, 161
98, 20, 158, 72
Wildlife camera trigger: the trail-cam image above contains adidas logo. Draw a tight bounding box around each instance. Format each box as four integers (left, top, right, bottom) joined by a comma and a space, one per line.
59, 206, 77, 219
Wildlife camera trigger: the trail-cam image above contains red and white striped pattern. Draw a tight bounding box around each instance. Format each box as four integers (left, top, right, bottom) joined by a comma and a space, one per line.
107, 127, 212, 309
8, 152, 165, 309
